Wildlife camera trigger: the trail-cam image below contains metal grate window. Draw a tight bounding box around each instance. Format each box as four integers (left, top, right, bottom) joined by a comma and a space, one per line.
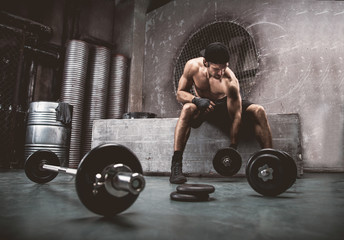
0, 25, 23, 109
0, 24, 25, 168
173, 21, 259, 99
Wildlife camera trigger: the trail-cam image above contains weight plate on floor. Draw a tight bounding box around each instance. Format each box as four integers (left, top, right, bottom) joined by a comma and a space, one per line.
213, 147, 242, 176
278, 150, 297, 189
75, 144, 143, 216
24, 150, 60, 183
246, 149, 290, 196
176, 184, 215, 195
170, 191, 209, 202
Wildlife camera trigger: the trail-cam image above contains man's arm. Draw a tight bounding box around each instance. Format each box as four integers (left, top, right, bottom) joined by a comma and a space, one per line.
176, 60, 197, 104
224, 69, 242, 148
177, 60, 215, 113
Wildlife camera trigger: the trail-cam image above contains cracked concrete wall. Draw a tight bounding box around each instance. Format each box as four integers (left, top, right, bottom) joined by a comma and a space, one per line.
143, 0, 344, 171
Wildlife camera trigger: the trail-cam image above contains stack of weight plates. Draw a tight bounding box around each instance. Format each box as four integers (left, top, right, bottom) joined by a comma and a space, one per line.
82, 45, 111, 156
107, 54, 129, 119
60, 40, 89, 168
170, 184, 215, 202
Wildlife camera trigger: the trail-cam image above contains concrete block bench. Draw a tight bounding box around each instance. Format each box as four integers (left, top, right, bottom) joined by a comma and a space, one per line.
92, 114, 303, 177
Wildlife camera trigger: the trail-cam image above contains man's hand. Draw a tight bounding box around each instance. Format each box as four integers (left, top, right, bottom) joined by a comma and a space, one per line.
192, 97, 215, 113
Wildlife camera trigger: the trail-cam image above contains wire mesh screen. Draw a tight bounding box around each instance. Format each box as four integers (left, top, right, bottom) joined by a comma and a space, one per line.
0, 25, 25, 167
173, 21, 259, 99
0, 25, 23, 109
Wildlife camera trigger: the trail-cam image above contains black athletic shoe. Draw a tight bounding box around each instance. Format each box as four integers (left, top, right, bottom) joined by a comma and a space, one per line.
169, 161, 187, 184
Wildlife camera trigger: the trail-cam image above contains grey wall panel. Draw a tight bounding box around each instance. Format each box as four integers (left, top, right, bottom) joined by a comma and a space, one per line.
143, 0, 344, 171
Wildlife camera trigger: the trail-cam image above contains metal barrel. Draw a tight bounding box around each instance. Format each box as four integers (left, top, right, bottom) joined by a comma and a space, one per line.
107, 54, 129, 119
24, 101, 72, 167
60, 40, 89, 168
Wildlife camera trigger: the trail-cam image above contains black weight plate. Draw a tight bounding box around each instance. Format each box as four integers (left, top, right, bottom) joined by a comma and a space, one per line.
278, 150, 297, 189
24, 150, 60, 183
213, 148, 242, 176
246, 149, 289, 196
75, 144, 143, 216
122, 112, 157, 119
176, 184, 215, 195
170, 191, 209, 202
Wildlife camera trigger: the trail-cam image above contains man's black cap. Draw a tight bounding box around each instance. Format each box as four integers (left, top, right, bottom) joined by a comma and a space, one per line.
200, 42, 229, 64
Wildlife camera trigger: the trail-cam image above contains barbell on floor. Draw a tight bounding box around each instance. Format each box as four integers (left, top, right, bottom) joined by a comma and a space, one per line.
213, 147, 297, 197
24, 144, 146, 216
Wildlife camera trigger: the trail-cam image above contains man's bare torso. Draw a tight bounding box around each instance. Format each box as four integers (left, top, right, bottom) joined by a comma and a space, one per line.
189, 57, 235, 102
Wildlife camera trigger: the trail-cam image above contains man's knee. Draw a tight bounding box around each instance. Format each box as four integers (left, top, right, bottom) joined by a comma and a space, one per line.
180, 103, 198, 119
247, 104, 268, 122
255, 105, 267, 119
180, 103, 205, 128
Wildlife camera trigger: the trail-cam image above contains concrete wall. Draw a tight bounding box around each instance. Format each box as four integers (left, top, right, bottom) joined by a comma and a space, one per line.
79, 0, 115, 43
113, 0, 135, 56
113, 0, 152, 113
143, 0, 344, 171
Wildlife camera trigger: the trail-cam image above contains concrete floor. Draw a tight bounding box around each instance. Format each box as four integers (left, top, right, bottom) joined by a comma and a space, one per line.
0, 170, 344, 240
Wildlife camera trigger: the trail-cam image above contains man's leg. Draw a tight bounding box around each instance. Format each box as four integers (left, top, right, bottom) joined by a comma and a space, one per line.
245, 104, 273, 148
170, 103, 200, 184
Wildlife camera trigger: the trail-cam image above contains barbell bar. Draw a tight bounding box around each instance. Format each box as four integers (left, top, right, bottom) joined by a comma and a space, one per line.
24, 144, 146, 216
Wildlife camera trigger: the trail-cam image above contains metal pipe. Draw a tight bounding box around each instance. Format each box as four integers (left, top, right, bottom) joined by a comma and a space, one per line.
260, 169, 270, 177
24, 45, 60, 60
112, 172, 145, 195
104, 164, 146, 197
42, 164, 77, 175
1, 11, 53, 38
41, 163, 145, 196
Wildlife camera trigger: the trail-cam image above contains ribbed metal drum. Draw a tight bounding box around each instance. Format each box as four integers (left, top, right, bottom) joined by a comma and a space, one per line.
24, 102, 72, 167
60, 40, 89, 168
107, 54, 129, 119
82, 45, 111, 155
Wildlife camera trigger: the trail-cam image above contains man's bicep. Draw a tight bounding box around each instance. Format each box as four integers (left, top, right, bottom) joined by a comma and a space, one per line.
226, 84, 240, 101
178, 74, 192, 91
226, 84, 242, 113
178, 62, 194, 91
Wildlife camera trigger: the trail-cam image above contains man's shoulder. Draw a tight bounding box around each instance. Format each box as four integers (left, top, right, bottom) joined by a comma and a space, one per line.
185, 57, 203, 73
186, 57, 203, 67
222, 69, 239, 89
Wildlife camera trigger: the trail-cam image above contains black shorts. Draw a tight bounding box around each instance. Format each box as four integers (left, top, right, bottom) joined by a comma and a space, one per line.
190, 98, 253, 130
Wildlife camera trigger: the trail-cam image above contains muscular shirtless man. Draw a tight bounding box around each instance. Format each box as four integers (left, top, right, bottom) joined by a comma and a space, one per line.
170, 42, 273, 184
